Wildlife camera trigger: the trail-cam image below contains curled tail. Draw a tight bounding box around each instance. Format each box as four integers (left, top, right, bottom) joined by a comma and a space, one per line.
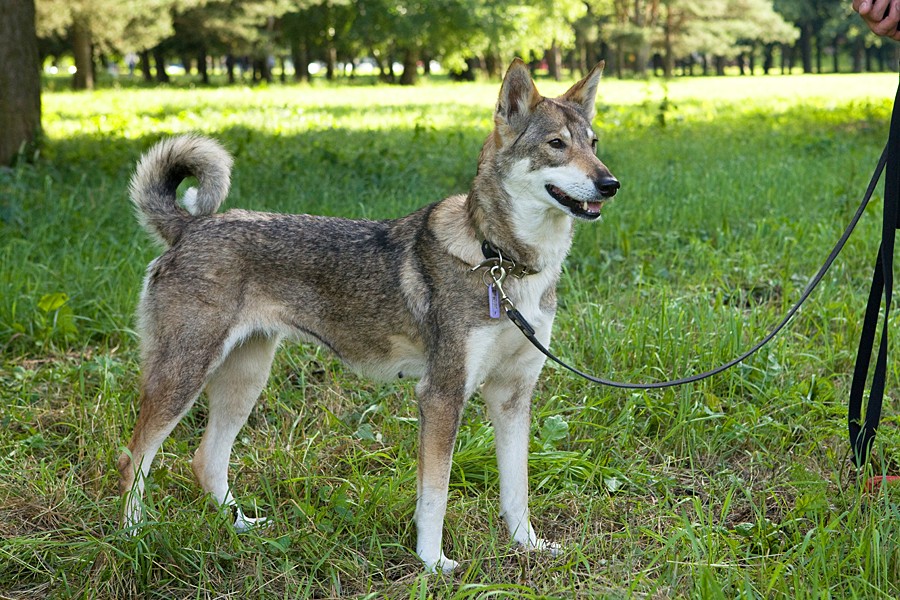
129, 135, 233, 246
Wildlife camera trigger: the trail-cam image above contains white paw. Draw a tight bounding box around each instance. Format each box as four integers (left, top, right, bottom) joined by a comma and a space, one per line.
520, 537, 562, 556
233, 508, 269, 533
421, 552, 459, 574
121, 497, 145, 534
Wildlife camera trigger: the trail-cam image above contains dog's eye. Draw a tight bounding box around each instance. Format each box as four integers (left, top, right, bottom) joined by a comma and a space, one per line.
548, 139, 566, 149
591, 139, 598, 151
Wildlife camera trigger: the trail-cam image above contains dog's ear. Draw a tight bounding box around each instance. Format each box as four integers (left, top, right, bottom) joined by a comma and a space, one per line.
559, 60, 604, 121
494, 58, 542, 143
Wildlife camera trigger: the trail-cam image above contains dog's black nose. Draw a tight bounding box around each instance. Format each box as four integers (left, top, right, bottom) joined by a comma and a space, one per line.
597, 177, 620, 198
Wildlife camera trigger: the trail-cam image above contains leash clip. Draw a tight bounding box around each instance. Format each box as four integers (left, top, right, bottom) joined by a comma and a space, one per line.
476, 262, 517, 319
486, 265, 517, 312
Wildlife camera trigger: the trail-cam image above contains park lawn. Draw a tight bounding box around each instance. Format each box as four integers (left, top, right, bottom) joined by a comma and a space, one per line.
2, 72, 900, 597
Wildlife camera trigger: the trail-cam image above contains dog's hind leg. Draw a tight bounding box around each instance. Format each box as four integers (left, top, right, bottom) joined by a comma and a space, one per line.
482, 356, 560, 556
118, 352, 210, 530
192, 333, 279, 532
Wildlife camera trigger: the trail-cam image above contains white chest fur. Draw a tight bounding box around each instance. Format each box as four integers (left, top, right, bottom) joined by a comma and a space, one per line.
463, 269, 558, 396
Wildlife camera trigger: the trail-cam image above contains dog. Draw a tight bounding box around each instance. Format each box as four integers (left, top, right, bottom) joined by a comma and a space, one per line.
118, 58, 619, 573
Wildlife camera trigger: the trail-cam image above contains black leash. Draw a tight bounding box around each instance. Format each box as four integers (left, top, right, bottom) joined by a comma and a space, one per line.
479, 77, 898, 461
849, 75, 900, 467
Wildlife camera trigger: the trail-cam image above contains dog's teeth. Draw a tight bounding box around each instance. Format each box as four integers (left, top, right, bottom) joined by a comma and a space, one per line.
582, 201, 588, 212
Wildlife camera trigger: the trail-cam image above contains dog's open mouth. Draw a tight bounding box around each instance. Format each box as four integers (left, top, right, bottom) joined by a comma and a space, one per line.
546, 185, 603, 219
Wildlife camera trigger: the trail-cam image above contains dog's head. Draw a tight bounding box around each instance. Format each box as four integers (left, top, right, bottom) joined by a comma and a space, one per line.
489, 59, 618, 222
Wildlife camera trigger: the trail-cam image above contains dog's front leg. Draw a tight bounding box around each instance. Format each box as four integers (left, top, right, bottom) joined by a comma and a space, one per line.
414, 376, 465, 573
483, 362, 560, 556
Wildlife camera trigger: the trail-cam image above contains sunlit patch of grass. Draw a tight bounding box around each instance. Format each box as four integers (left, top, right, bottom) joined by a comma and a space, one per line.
3, 74, 900, 596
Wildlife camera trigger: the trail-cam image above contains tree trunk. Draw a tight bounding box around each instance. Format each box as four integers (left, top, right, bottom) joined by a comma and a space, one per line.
325, 44, 336, 80
372, 50, 391, 82
387, 52, 397, 82
292, 38, 310, 82
399, 47, 417, 85
633, 1, 650, 78
798, 23, 813, 73
71, 17, 94, 90
225, 54, 236, 84
547, 42, 562, 81
197, 50, 208, 84
815, 35, 822, 73
484, 52, 501, 78
577, 40, 588, 76
832, 36, 840, 73
714, 55, 725, 76
596, 40, 610, 76
0, 0, 41, 165
153, 47, 169, 82
258, 56, 273, 83
614, 43, 624, 78
139, 50, 152, 81
663, 7, 674, 78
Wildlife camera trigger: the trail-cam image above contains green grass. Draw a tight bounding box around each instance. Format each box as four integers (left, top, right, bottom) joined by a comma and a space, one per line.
3, 73, 900, 597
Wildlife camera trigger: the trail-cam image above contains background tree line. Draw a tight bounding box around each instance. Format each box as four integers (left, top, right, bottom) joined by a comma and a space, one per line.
1, 0, 897, 164
30, 0, 900, 90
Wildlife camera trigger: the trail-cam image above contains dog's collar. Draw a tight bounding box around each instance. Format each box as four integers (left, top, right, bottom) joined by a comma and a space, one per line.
472, 240, 537, 279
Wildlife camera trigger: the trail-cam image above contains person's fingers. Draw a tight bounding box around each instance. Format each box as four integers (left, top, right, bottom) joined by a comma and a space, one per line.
865, 0, 890, 17
872, 0, 900, 34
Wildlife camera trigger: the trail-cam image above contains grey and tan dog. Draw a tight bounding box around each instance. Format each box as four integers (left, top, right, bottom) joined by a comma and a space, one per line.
118, 58, 619, 572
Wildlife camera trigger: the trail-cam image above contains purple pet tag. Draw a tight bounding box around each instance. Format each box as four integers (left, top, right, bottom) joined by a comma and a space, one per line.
488, 284, 501, 318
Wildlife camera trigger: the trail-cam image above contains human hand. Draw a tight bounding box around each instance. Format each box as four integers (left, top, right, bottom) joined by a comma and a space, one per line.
854, 0, 900, 41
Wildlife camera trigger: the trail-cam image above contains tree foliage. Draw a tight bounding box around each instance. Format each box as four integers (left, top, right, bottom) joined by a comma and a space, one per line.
32, 0, 896, 84
36, 0, 187, 88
